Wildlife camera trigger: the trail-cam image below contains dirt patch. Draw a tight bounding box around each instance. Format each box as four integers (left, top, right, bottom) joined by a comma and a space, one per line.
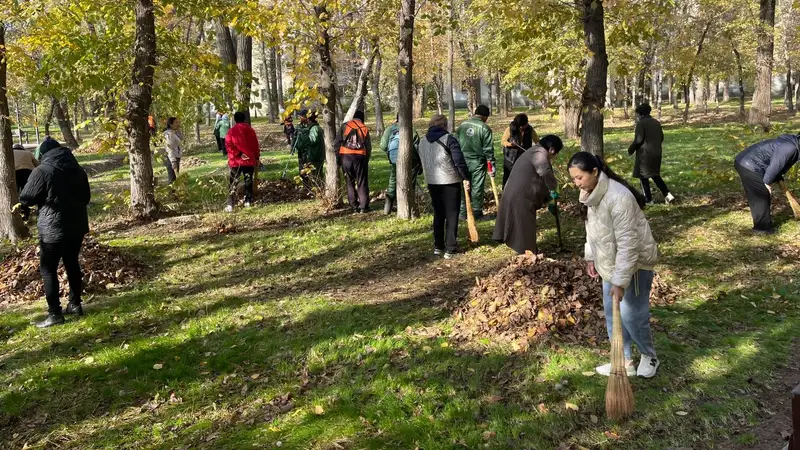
0, 237, 145, 309
181, 156, 208, 169
82, 155, 126, 176
255, 178, 313, 204
722, 339, 799, 450
450, 254, 679, 351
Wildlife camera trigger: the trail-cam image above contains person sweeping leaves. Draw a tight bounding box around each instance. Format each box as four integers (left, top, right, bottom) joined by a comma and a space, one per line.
568, 152, 661, 378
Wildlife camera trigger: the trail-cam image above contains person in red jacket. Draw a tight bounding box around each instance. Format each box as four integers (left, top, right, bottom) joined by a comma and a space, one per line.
225, 111, 260, 212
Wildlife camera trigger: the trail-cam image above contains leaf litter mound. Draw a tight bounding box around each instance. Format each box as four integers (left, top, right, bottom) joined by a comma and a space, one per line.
255, 178, 313, 204
0, 236, 144, 308
451, 254, 678, 351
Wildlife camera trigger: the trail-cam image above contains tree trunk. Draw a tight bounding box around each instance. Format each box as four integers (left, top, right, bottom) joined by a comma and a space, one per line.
703, 75, 710, 114
276, 49, 284, 109
52, 98, 79, 148
396, 0, 416, 219
670, 75, 677, 109
606, 72, 615, 108
236, 34, 253, 120
44, 98, 54, 136
785, 62, 794, 114
260, 41, 275, 121
125, 0, 158, 219
497, 72, 507, 118
194, 104, 202, 142
344, 44, 378, 122
458, 42, 479, 113
682, 22, 711, 123
723, 79, 730, 102
748, 0, 776, 130
268, 47, 280, 122
0, 23, 28, 242
578, 0, 608, 156
447, 18, 456, 132
371, 47, 385, 136
216, 21, 236, 109
713, 79, 720, 113
561, 97, 581, 139
433, 72, 444, 115
32, 101, 40, 144
314, 6, 340, 207
733, 44, 746, 119
656, 71, 664, 118
623, 76, 630, 119
487, 74, 494, 113
412, 83, 425, 119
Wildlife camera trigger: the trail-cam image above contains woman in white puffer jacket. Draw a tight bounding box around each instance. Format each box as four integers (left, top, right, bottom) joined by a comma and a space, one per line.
568, 152, 661, 379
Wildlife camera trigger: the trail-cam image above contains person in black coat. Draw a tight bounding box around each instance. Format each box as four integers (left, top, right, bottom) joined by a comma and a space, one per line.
734, 134, 800, 234
20, 139, 91, 328
628, 103, 675, 204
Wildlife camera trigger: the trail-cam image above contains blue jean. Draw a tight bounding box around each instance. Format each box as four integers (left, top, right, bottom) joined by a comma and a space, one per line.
603, 270, 657, 360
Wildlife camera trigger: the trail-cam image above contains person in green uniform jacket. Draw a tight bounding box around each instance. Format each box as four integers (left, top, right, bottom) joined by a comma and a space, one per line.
379, 117, 421, 215
457, 104, 496, 219
294, 110, 325, 186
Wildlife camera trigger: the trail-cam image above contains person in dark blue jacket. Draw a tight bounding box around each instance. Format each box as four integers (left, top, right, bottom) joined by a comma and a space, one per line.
734, 134, 800, 233
20, 139, 91, 328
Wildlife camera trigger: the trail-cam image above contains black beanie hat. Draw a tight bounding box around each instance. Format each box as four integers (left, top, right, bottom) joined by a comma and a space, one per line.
354, 110, 365, 122
635, 103, 652, 116
475, 104, 491, 117
40, 137, 61, 156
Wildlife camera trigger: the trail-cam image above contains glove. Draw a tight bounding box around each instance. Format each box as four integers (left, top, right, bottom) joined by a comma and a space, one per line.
549, 190, 559, 200
548, 203, 558, 216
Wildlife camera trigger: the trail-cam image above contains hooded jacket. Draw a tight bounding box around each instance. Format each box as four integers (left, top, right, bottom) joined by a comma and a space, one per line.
456, 117, 495, 165
20, 147, 91, 243
735, 134, 800, 185
581, 172, 658, 288
226, 122, 261, 168
419, 126, 469, 185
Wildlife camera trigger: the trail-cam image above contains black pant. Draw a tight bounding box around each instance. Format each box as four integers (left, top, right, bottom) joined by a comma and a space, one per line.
217, 136, 227, 155
502, 147, 523, 188
40, 238, 84, 315
639, 176, 670, 202
165, 158, 180, 184
341, 154, 370, 210
735, 162, 773, 231
429, 183, 461, 252
227, 166, 255, 206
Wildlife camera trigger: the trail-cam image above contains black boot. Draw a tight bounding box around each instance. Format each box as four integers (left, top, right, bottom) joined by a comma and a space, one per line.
36, 314, 65, 328
64, 302, 84, 316
384, 197, 394, 215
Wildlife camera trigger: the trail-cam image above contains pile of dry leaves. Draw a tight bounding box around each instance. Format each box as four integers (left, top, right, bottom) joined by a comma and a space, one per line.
451, 254, 678, 350
255, 178, 313, 204
0, 237, 144, 308
181, 156, 208, 168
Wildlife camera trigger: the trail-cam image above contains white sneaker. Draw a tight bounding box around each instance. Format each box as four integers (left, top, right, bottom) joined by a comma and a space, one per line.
224, 205, 234, 213
637, 355, 660, 378
665, 193, 676, 204
596, 361, 636, 377
433, 248, 444, 256
244, 202, 252, 208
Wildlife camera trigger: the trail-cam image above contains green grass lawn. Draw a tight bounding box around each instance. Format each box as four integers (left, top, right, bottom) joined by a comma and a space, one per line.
1, 105, 799, 449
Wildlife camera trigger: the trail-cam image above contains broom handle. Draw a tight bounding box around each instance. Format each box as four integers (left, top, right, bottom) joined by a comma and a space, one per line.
488, 161, 500, 210
611, 294, 626, 374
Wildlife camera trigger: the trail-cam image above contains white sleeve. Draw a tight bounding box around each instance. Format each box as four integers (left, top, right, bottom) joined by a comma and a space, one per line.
609, 195, 641, 288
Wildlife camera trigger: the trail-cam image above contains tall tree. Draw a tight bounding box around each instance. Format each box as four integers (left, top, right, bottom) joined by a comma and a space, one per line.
125, 0, 158, 219
314, 5, 340, 206
268, 46, 280, 122
748, 0, 776, 130
276, 49, 284, 109
447, 3, 456, 132
578, 0, 608, 156
0, 23, 29, 242
52, 97, 79, 148
236, 33, 253, 120
371, 47, 385, 135
396, 0, 416, 219
344, 43, 378, 122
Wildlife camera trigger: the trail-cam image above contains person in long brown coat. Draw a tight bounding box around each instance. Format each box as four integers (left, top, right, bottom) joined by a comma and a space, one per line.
628, 103, 675, 204
492, 135, 563, 254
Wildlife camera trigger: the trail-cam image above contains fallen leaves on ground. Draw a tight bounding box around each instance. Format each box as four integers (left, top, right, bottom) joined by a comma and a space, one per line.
181, 156, 208, 168
0, 236, 144, 308
256, 178, 313, 204
450, 254, 678, 350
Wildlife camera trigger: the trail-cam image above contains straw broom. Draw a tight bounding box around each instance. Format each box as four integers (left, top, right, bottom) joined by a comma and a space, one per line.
778, 181, 800, 219
463, 183, 479, 243
605, 293, 635, 421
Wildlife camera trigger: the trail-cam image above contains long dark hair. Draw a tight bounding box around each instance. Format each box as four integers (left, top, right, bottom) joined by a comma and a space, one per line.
508, 113, 533, 149
165, 117, 178, 131
568, 151, 646, 209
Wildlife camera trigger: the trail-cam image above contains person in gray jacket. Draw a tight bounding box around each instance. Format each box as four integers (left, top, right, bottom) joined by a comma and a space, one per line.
419, 115, 470, 259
